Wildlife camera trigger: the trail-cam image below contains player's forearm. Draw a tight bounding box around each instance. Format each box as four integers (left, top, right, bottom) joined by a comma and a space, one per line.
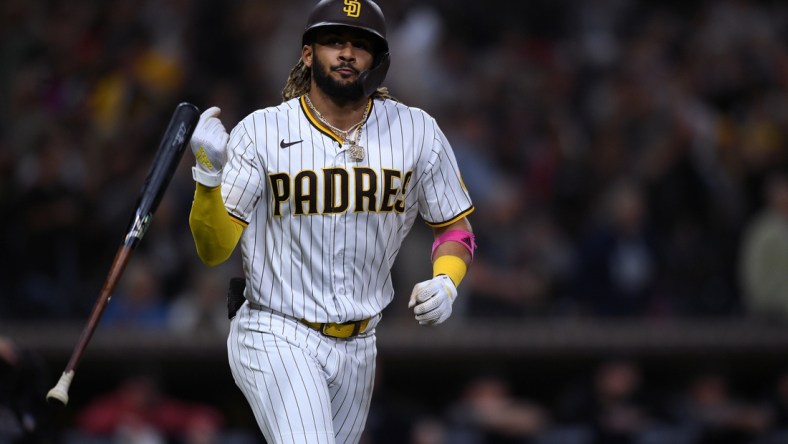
432, 219, 475, 286
189, 183, 244, 266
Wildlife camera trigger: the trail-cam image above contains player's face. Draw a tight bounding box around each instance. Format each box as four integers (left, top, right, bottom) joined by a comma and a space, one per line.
308, 27, 376, 101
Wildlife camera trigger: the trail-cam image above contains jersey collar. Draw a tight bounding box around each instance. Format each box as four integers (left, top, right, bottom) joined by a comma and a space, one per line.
300, 95, 374, 145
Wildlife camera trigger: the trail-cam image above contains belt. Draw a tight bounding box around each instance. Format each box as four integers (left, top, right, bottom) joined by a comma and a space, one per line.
245, 301, 371, 339
300, 319, 370, 339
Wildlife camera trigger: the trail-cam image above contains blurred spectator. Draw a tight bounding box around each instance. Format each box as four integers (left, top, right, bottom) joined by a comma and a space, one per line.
139, 192, 197, 298
410, 417, 447, 444
360, 363, 414, 444
556, 359, 655, 444
765, 369, 788, 441
464, 179, 554, 318
10, 128, 87, 320
444, 372, 549, 443
101, 256, 169, 329
671, 371, 772, 444
386, 4, 445, 105
168, 267, 232, 336
0, 336, 56, 443
739, 170, 788, 321
570, 180, 660, 316
75, 370, 223, 444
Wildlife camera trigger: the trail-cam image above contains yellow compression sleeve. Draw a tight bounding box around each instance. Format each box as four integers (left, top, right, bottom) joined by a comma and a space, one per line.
433, 255, 468, 287
189, 184, 245, 266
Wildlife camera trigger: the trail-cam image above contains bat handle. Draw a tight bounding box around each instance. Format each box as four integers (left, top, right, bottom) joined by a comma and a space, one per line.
46, 370, 74, 406
46, 245, 133, 407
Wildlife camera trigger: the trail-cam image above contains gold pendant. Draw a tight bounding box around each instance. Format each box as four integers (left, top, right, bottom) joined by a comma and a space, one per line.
348, 144, 365, 162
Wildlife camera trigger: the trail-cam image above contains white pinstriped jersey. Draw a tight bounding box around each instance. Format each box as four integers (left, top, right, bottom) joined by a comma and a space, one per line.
221, 96, 473, 323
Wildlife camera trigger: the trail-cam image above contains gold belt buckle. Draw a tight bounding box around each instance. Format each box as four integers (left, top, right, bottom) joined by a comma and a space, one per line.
322, 323, 350, 338
319, 319, 370, 338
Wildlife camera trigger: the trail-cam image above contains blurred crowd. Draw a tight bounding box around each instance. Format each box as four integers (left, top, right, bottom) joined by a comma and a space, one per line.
375, 358, 788, 444
1, 0, 787, 322
6, 332, 788, 444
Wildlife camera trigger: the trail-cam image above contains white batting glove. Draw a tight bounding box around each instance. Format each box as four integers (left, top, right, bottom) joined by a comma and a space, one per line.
408, 275, 457, 326
190, 106, 229, 187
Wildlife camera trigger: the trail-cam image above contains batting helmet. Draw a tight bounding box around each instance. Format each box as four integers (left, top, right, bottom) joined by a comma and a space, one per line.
302, 0, 390, 97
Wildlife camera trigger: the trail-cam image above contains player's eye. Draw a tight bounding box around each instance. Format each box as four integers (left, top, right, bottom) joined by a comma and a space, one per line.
317, 34, 341, 46
352, 40, 372, 51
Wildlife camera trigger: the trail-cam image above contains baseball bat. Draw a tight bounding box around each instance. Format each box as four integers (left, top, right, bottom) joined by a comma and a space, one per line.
46, 102, 200, 407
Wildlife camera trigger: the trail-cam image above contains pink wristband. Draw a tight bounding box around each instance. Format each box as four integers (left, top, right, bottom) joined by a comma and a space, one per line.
431, 229, 477, 261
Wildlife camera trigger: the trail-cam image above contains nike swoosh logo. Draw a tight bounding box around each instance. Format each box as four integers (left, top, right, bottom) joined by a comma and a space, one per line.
280, 139, 303, 148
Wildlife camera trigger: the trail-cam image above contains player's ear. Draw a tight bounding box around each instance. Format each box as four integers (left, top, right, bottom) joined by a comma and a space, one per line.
302, 45, 313, 68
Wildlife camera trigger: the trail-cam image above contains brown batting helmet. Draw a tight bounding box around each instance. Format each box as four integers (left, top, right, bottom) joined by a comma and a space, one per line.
302, 0, 390, 97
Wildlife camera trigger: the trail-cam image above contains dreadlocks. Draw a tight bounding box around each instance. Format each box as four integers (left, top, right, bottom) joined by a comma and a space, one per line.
281, 59, 395, 102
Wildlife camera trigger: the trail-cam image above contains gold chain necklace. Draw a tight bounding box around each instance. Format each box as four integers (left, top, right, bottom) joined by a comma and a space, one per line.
304, 94, 370, 161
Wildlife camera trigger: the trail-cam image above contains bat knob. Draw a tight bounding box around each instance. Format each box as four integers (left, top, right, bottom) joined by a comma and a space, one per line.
46, 371, 74, 407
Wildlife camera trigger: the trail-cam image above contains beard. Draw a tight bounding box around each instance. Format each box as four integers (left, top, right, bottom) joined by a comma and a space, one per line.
311, 55, 364, 103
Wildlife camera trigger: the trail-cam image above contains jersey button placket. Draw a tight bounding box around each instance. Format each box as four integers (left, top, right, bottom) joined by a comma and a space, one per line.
328, 218, 345, 316
330, 149, 345, 313
329, 151, 348, 308
334, 215, 346, 297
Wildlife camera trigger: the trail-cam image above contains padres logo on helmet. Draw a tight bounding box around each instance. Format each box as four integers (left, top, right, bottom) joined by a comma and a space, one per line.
343, 0, 361, 17
303, 0, 387, 49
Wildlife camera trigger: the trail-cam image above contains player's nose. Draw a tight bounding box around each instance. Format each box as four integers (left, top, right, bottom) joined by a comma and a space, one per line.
337, 43, 356, 60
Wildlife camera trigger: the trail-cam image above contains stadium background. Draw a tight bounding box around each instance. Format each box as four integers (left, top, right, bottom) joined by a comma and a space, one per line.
1, 0, 787, 442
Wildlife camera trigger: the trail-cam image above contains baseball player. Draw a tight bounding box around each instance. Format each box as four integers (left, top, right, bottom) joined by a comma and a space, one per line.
188, 0, 475, 442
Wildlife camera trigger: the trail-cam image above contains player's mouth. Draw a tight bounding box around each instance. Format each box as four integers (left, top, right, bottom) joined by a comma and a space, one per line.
333, 65, 358, 77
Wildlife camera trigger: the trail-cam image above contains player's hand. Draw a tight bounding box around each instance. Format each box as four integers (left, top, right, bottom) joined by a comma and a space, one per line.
190, 106, 229, 187
408, 275, 457, 326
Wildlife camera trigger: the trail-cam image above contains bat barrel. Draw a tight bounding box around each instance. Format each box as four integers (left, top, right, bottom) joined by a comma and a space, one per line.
125, 102, 200, 247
